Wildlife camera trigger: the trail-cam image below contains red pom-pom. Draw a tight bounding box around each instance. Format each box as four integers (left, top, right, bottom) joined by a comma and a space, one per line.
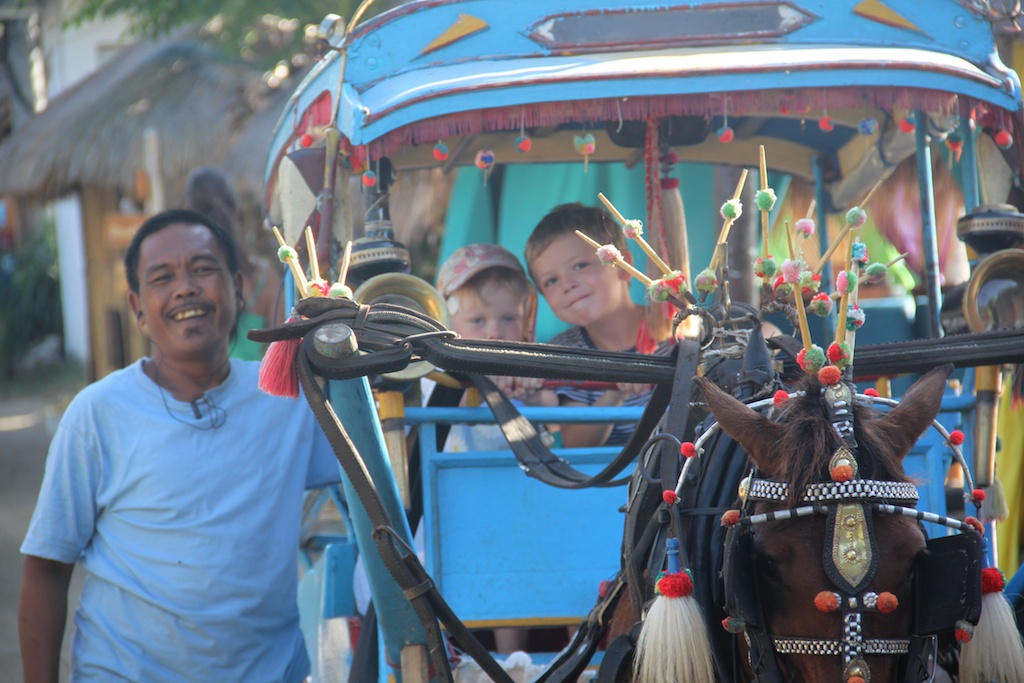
721, 509, 741, 527
818, 365, 841, 385
995, 128, 1013, 148
830, 464, 854, 483
818, 116, 834, 132
982, 566, 1006, 594
598, 579, 612, 598
773, 389, 790, 407
949, 429, 965, 446
956, 620, 975, 643
964, 516, 985, 535
680, 441, 697, 458
877, 592, 899, 613
657, 571, 693, 598
972, 488, 986, 503
864, 388, 879, 397
662, 490, 679, 505
814, 591, 839, 612
848, 676, 866, 683
258, 337, 302, 398
300, 133, 314, 147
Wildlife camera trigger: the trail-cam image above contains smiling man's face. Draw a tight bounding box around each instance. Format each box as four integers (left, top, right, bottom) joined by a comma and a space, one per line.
128, 223, 241, 366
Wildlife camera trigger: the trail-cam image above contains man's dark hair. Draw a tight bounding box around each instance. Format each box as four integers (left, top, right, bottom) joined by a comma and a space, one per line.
124, 209, 240, 293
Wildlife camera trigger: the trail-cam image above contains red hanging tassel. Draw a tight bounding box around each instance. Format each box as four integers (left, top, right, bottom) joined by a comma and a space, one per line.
258, 317, 302, 398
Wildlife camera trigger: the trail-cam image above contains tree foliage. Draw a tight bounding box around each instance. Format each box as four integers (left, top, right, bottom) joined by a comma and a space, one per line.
67, 0, 381, 68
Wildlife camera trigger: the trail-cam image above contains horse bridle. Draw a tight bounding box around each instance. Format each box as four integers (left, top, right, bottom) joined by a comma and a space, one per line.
683, 385, 984, 683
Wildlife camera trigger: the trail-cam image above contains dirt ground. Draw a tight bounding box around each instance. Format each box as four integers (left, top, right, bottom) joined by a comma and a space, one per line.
1, 369, 85, 682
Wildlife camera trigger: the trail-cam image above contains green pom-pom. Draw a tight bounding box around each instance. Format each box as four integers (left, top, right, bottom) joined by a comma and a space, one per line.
695, 268, 718, 293
648, 280, 671, 302
865, 262, 888, 284
753, 255, 778, 279
277, 245, 298, 263
329, 283, 353, 299
799, 345, 826, 374
720, 198, 742, 220
755, 188, 777, 212
845, 206, 867, 227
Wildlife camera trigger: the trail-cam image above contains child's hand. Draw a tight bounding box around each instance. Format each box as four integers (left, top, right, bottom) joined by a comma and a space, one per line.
615, 382, 651, 398
491, 375, 552, 403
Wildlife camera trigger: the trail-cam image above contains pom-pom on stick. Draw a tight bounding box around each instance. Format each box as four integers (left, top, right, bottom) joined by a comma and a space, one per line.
598, 192, 674, 277
710, 169, 748, 271
786, 220, 813, 351
272, 226, 309, 297
304, 226, 321, 282
812, 179, 884, 274
575, 230, 654, 286
758, 146, 772, 279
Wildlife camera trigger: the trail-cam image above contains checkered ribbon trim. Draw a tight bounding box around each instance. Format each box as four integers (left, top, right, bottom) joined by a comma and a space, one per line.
772, 638, 911, 656
747, 479, 919, 504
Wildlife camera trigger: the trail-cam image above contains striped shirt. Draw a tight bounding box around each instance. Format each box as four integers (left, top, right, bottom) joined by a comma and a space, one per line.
548, 326, 673, 446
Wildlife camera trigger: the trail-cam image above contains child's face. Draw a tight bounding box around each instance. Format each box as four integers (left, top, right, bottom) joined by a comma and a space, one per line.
449, 284, 527, 341
530, 233, 632, 328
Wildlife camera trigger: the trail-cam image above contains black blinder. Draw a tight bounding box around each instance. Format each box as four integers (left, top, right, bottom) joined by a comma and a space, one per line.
914, 532, 983, 634
724, 524, 766, 629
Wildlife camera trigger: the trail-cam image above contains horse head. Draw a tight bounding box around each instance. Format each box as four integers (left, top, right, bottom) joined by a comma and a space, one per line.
696, 364, 953, 683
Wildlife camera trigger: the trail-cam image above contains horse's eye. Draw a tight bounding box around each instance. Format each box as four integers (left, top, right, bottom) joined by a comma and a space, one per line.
754, 553, 781, 583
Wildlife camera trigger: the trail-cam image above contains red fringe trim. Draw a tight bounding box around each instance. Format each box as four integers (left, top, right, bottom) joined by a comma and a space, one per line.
355, 89, 999, 159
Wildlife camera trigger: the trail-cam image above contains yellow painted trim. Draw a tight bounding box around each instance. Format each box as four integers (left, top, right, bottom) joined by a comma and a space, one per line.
853, 0, 926, 37
421, 14, 489, 56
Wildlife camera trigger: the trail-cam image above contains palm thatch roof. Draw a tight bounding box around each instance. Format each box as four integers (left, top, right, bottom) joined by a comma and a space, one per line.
0, 37, 286, 204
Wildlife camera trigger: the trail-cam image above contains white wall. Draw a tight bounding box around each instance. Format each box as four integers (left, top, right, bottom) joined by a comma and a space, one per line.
40, 2, 132, 365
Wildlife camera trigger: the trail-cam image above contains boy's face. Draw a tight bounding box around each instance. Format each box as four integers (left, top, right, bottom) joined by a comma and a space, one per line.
128, 223, 241, 365
450, 283, 527, 341
530, 233, 632, 328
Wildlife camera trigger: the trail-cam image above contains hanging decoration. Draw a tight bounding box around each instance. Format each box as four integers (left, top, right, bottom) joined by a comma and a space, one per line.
899, 113, 916, 133
433, 140, 449, 161
574, 133, 596, 172
516, 109, 532, 152
474, 149, 495, 185
718, 96, 734, 143
946, 130, 964, 163
995, 128, 1013, 149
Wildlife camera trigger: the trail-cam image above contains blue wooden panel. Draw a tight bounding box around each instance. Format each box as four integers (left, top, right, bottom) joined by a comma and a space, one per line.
425, 444, 625, 626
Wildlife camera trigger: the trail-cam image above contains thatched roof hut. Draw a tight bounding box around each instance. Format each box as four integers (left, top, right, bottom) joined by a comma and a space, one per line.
0, 38, 280, 205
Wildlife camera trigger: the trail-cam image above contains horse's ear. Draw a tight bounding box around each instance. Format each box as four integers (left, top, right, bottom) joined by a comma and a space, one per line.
873, 363, 954, 459
695, 375, 785, 472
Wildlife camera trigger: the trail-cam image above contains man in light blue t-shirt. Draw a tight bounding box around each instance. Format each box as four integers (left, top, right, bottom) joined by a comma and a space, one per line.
19, 209, 339, 682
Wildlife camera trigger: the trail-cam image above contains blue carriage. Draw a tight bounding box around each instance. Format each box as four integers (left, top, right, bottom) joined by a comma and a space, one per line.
259, 2, 1024, 681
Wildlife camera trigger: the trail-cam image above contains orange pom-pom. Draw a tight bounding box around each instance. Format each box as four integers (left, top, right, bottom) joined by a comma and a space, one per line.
877, 592, 899, 613
721, 509, 741, 527
773, 389, 790, 407
656, 571, 693, 598
949, 429, 965, 445
964, 516, 985, 535
847, 676, 866, 683
981, 566, 1006, 594
818, 365, 841, 385
814, 591, 839, 612
864, 388, 879, 397
258, 337, 301, 398
830, 464, 854, 482
662, 490, 679, 505
680, 441, 697, 458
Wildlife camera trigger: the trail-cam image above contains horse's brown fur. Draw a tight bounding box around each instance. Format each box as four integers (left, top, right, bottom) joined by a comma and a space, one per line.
690, 364, 954, 681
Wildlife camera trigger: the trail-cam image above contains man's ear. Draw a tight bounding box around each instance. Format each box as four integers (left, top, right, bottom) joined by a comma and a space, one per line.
128, 292, 146, 334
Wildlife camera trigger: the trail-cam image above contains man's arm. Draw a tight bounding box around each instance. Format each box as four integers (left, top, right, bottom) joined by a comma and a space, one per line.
19, 555, 74, 683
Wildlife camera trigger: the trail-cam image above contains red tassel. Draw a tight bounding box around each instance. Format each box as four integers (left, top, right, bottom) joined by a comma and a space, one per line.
258, 323, 302, 398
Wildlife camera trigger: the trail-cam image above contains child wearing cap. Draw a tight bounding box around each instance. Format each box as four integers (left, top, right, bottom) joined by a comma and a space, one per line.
436, 243, 558, 454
